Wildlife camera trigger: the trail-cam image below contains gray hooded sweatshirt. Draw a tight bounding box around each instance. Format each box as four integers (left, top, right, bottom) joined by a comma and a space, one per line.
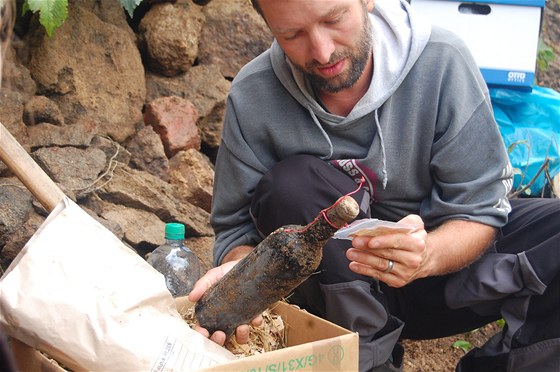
211, 0, 512, 266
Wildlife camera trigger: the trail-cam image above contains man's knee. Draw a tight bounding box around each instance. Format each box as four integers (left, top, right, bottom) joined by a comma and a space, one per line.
250, 155, 365, 234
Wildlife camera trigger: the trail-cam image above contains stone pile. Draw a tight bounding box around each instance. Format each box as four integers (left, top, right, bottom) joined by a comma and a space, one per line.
0, 0, 273, 273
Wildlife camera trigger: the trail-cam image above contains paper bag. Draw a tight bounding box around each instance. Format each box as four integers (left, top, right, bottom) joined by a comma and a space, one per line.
0, 197, 235, 371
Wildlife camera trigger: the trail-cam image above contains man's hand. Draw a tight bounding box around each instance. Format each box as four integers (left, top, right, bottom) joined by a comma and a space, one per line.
347, 215, 428, 287
188, 254, 262, 345
346, 216, 497, 287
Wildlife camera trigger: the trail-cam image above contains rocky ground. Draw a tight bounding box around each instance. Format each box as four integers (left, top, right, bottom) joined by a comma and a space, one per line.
0, 0, 558, 371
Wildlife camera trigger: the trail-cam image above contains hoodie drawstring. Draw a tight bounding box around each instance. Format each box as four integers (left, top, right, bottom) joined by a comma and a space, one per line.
374, 110, 388, 189
307, 105, 388, 190
308, 106, 334, 159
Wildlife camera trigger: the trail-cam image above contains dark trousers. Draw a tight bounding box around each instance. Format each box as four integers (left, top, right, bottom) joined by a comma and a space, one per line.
250, 155, 560, 372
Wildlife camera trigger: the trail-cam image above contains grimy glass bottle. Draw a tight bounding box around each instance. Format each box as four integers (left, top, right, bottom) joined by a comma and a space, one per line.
148, 222, 201, 297
195, 195, 359, 335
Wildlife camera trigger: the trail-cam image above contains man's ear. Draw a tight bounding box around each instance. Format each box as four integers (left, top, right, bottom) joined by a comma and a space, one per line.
366, 0, 374, 12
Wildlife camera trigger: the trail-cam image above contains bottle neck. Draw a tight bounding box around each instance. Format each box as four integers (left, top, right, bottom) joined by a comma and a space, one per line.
304, 214, 341, 242
293, 196, 359, 242
165, 238, 183, 246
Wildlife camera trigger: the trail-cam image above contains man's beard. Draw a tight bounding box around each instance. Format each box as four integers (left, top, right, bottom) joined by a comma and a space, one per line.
294, 10, 373, 93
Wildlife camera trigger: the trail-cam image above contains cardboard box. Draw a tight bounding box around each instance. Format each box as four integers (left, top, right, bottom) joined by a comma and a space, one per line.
202, 301, 359, 371
410, 0, 545, 89
10, 301, 359, 372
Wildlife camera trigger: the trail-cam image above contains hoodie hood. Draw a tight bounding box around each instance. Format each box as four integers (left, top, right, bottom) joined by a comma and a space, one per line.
269, 0, 431, 187
270, 0, 431, 126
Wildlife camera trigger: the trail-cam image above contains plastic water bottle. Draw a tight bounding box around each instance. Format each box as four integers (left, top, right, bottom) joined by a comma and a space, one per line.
148, 222, 201, 297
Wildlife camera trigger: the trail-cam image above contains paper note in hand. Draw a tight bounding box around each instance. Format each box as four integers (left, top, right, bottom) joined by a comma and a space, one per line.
333, 218, 419, 240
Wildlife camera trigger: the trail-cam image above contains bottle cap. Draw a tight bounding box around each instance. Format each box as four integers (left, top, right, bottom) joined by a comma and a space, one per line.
165, 223, 185, 240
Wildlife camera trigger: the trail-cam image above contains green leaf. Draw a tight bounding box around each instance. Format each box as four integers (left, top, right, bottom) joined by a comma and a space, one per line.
26, 0, 68, 37
453, 340, 472, 353
496, 318, 506, 328
21, 1, 30, 15
537, 38, 556, 72
119, 0, 143, 18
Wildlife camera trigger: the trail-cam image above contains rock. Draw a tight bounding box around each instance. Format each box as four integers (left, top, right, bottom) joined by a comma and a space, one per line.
90, 135, 132, 166
0, 89, 28, 175
95, 164, 213, 236
1, 210, 45, 262
104, 205, 165, 251
78, 0, 138, 32
182, 65, 229, 149
32, 146, 108, 197
126, 125, 170, 181
185, 235, 214, 274
0, 178, 46, 266
144, 96, 201, 157
23, 96, 64, 126
198, 0, 272, 78
81, 201, 126, 241
0, 90, 27, 146
145, 64, 230, 150
0, 178, 34, 239
145, 70, 187, 102
24, 3, 146, 143
169, 149, 214, 213
82, 193, 165, 255
138, 2, 205, 76
26, 121, 97, 149
1, 45, 37, 100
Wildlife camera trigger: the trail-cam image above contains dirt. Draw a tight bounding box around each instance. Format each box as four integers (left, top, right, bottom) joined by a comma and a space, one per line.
401, 322, 501, 371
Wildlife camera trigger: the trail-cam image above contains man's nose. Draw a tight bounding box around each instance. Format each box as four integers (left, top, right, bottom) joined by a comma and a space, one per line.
308, 28, 335, 65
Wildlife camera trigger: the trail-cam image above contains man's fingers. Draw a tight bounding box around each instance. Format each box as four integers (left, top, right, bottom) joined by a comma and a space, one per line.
192, 324, 210, 338
251, 314, 263, 327
397, 214, 424, 226
235, 324, 251, 344
188, 270, 218, 302
209, 330, 227, 345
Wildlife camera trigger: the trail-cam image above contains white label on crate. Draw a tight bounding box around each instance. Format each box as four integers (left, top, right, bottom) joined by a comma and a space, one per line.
151, 337, 223, 371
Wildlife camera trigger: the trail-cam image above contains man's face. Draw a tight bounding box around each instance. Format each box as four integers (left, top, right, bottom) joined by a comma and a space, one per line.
259, 0, 373, 93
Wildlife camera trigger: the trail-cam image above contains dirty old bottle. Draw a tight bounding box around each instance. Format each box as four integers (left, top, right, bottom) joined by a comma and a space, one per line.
195, 195, 360, 335
148, 222, 201, 297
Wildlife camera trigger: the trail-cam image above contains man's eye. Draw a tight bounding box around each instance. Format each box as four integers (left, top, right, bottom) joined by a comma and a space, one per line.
324, 16, 342, 25
283, 33, 300, 41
